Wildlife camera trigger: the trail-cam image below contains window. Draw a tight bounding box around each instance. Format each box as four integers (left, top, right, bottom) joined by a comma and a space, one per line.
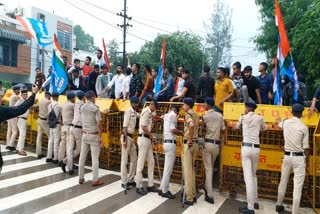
0, 38, 18, 67
57, 30, 71, 51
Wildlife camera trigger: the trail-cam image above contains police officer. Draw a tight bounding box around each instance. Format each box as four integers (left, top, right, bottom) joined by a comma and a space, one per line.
135, 100, 159, 195
120, 96, 139, 190
58, 91, 75, 166
182, 97, 199, 206
36, 91, 51, 159
159, 105, 182, 199
6, 85, 20, 151
276, 103, 309, 214
201, 97, 225, 204
78, 90, 104, 186
46, 92, 62, 164
235, 101, 266, 214
15, 89, 30, 156
62, 91, 85, 175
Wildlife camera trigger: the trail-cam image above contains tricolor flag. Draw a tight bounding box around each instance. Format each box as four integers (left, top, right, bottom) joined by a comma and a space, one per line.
16, 16, 52, 47
154, 38, 166, 94
102, 38, 111, 71
275, 0, 298, 104
51, 34, 68, 94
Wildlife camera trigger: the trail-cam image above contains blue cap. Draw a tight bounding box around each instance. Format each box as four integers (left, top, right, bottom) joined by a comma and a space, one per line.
51, 92, 60, 97
292, 103, 304, 112
130, 96, 139, 103
66, 91, 75, 99
205, 97, 214, 106
183, 97, 194, 108
245, 101, 257, 109
12, 85, 20, 90
76, 90, 85, 98
101, 64, 107, 69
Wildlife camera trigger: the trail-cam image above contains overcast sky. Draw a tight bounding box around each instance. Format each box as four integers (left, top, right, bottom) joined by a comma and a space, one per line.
4, 0, 266, 74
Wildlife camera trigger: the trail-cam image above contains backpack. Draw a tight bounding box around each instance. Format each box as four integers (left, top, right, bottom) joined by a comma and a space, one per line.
48, 104, 59, 128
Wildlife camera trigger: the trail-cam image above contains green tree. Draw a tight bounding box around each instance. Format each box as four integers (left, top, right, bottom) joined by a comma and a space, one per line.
205, 0, 232, 71
133, 31, 206, 85
73, 25, 96, 52
107, 39, 122, 72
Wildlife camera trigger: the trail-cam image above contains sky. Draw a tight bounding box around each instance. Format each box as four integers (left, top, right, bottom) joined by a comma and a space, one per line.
3, 0, 266, 74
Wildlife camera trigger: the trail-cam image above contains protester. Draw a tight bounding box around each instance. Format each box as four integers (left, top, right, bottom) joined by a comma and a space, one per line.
256, 62, 273, 104
197, 66, 215, 103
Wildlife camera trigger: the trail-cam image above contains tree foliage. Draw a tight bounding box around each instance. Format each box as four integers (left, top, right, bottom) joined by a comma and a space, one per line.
73, 25, 96, 52
205, 0, 232, 71
254, 0, 320, 94
132, 31, 206, 85
107, 39, 122, 72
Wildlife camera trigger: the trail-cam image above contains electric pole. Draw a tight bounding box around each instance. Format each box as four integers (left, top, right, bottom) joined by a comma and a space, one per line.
117, 0, 132, 67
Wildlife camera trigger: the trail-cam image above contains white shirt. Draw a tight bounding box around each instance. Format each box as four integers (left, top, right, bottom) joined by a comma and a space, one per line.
96, 58, 106, 71
73, 77, 80, 89
108, 73, 125, 99
177, 77, 185, 96
122, 74, 132, 99
163, 110, 178, 140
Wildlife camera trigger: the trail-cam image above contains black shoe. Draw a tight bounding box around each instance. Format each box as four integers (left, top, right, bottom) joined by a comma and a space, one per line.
68, 170, 75, 175
58, 161, 63, 167
127, 181, 136, 187
239, 207, 255, 214
37, 154, 45, 159
158, 190, 163, 196
193, 197, 197, 203
136, 188, 147, 195
161, 191, 175, 199
147, 186, 159, 193
61, 162, 66, 173
254, 203, 259, 210
184, 200, 194, 206
121, 184, 131, 190
6, 146, 15, 151
276, 205, 285, 212
203, 188, 208, 198
46, 158, 53, 163
205, 196, 214, 204
72, 165, 78, 170
52, 160, 58, 164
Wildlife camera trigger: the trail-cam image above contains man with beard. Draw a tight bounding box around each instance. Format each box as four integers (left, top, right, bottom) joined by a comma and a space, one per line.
82, 56, 93, 87
242, 66, 261, 104
102, 64, 125, 99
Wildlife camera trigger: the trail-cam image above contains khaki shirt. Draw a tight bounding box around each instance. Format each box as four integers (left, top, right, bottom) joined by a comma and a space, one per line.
61, 100, 75, 125
39, 98, 51, 119
279, 117, 309, 152
15, 98, 29, 118
48, 101, 62, 123
9, 94, 20, 107
72, 101, 84, 126
203, 109, 225, 141
139, 106, 153, 134
123, 106, 138, 135
184, 109, 199, 139
81, 101, 101, 132
236, 112, 266, 144
163, 110, 178, 140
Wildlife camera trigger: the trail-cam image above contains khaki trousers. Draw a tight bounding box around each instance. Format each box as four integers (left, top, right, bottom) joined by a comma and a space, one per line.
182, 143, 199, 202
6, 118, 18, 147
120, 135, 137, 184
134, 137, 155, 188
36, 119, 49, 155
277, 155, 306, 214
64, 127, 82, 171
16, 118, 27, 151
202, 143, 220, 198
160, 142, 176, 193
241, 146, 260, 210
58, 125, 72, 161
47, 125, 61, 160
78, 133, 101, 182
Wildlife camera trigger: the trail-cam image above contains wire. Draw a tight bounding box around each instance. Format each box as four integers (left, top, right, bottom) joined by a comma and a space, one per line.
130, 19, 172, 34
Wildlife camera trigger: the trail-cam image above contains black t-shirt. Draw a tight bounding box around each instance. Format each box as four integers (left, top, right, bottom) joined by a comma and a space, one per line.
197, 74, 215, 98
243, 76, 260, 102
184, 79, 196, 100
313, 85, 320, 99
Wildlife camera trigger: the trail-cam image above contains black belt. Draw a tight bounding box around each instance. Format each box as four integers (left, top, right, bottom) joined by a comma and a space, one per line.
205, 139, 221, 145
284, 151, 304, 156
242, 143, 260, 148
127, 133, 133, 138
164, 140, 176, 144
73, 125, 82, 129
139, 134, 150, 139
40, 117, 47, 121
183, 139, 198, 144
18, 117, 27, 120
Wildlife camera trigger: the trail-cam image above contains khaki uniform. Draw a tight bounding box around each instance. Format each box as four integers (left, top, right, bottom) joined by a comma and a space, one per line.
6, 94, 20, 147
58, 100, 74, 161
277, 117, 309, 214
236, 112, 266, 210
120, 107, 138, 184
46, 101, 62, 160
78, 101, 102, 182
134, 106, 155, 189
202, 109, 225, 198
16, 98, 29, 151
36, 97, 51, 155
182, 109, 199, 202
64, 100, 84, 171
